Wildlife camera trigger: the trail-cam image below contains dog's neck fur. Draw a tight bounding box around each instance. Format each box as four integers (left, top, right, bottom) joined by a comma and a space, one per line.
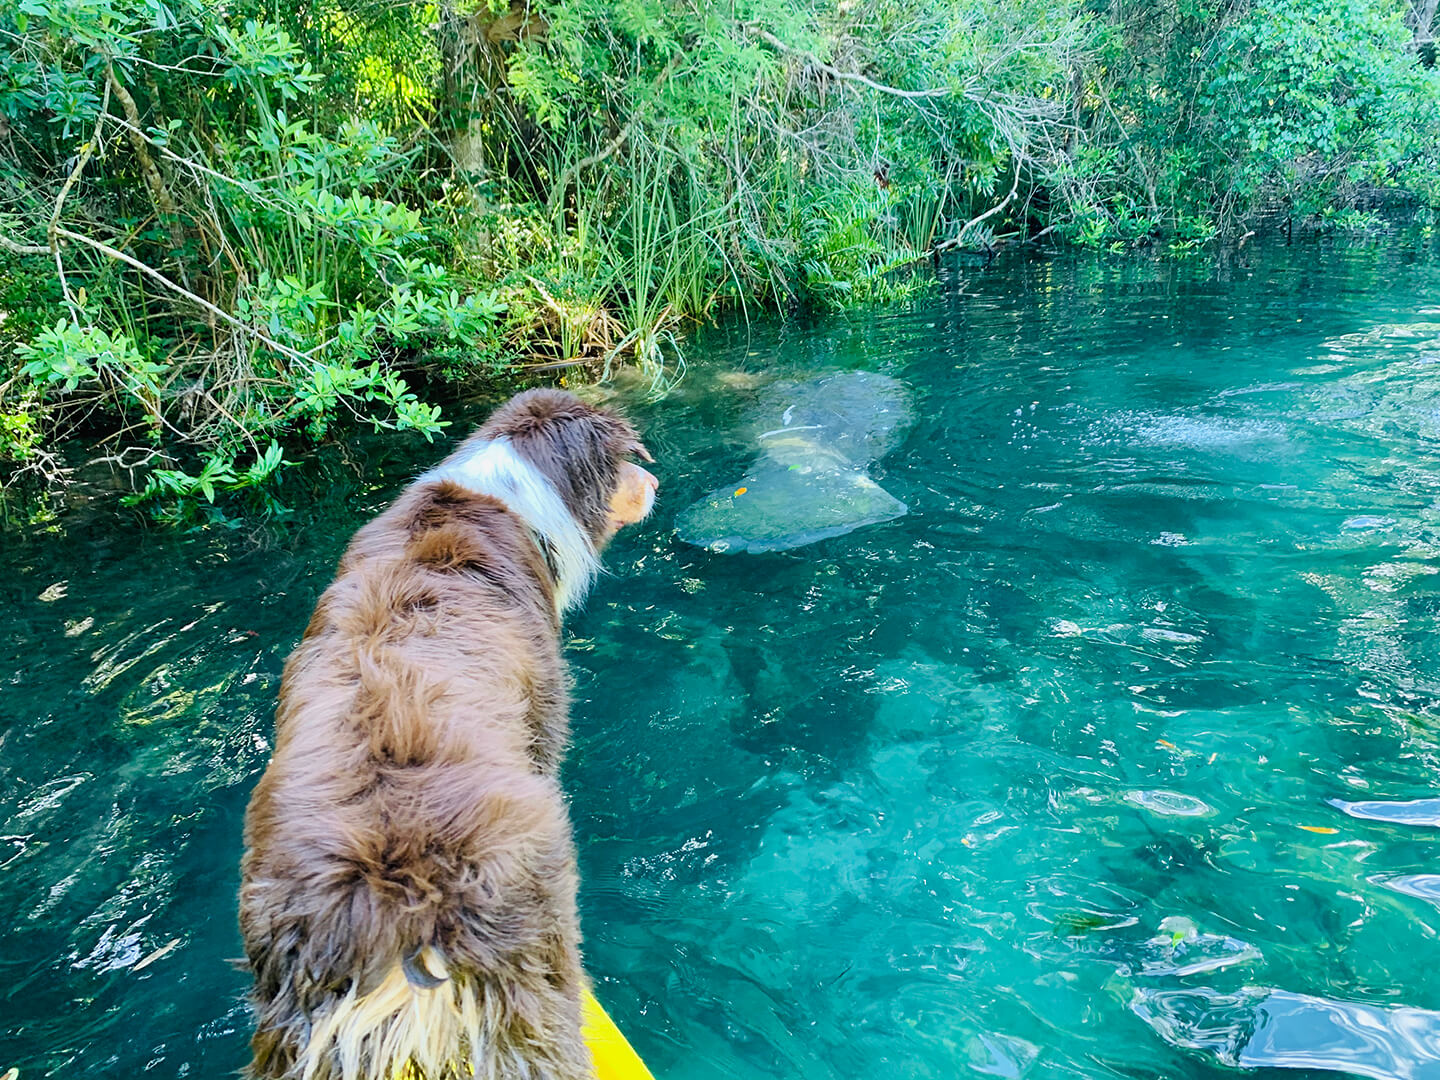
422, 437, 600, 613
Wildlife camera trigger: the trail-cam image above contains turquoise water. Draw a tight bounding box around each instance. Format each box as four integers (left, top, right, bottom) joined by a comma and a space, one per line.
6, 238, 1440, 1078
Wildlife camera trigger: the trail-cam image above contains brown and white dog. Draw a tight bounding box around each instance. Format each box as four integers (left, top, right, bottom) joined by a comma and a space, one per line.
239, 389, 657, 1080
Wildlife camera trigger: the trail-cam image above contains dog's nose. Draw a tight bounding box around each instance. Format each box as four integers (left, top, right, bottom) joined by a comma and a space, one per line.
637, 466, 658, 492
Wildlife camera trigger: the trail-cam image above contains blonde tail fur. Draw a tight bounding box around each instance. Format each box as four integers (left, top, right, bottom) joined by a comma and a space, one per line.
298, 948, 480, 1080
291, 945, 592, 1080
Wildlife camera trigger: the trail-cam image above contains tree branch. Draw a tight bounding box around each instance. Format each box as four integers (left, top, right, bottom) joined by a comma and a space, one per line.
106, 59, 189, 271
752, 28, 951, 104
51, 226, 312, 364
0, 233, 48, 256
935, 153, 1023, 253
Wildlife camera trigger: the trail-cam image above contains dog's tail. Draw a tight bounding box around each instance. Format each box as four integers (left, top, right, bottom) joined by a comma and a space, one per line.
290, 943, 593, 1080
294, 945, 479, 1080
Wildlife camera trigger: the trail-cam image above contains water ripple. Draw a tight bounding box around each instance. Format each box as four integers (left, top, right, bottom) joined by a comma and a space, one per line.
1135, 986, 1440, 1079
1331, 798, 1440, 827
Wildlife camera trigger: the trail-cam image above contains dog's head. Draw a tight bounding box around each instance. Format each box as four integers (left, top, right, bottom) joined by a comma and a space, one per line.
476, 389, 657, 544
425, 389, 657, 612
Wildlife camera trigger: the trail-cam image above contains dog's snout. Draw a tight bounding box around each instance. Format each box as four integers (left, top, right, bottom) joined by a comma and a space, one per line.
607, 461, 657, 528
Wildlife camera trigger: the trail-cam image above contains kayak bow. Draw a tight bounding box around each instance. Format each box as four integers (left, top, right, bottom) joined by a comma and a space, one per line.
581, 986, 655, 1080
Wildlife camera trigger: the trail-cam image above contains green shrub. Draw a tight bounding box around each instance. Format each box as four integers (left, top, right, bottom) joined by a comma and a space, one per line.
0, 0, 506, 514
1057, 0, 1440, 243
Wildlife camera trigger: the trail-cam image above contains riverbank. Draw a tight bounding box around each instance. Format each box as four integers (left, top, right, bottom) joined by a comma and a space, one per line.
3, 0, 1439, 521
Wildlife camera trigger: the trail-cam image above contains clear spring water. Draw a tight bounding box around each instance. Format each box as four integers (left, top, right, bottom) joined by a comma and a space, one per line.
6, 237, 1440, 1079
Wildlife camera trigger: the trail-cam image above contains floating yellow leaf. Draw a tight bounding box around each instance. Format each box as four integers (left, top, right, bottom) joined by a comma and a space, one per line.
1298, 825, 1338, 834
734, 487, 748, 496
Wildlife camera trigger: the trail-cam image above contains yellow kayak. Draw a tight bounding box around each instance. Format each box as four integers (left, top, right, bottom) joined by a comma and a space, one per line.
581, 986, 655, 1080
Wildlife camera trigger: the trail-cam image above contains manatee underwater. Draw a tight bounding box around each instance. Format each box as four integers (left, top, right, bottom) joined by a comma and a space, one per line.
676, 370, 914, 553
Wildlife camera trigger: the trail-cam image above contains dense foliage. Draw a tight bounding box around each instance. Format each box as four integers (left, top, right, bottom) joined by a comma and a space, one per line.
1, 0, 1438, 516
1065, 0, 1440, 245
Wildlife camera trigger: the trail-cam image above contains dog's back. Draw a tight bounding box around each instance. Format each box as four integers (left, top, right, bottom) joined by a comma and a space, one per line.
240, 391, 656, 1080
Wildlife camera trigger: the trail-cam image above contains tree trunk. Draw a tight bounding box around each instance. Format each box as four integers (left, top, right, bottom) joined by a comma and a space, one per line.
436, 0, 547, 179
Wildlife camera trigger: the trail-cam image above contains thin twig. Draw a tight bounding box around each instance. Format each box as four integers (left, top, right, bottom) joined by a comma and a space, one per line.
52, 226, 312, 364
104, 112, 266, 196
2, 445, 72, 490
49, 80, 112, 324
50, 80, 111, 242
753, 28, 951, 104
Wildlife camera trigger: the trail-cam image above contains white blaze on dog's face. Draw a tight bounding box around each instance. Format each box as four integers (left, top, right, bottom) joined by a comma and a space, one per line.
606, 458, 658, 536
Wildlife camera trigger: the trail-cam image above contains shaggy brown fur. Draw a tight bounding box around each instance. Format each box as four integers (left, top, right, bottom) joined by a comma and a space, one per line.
240, 390, 655, 1080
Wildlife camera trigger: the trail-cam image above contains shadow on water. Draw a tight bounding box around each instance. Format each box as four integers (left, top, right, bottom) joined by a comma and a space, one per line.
7, 234, 1440, 1078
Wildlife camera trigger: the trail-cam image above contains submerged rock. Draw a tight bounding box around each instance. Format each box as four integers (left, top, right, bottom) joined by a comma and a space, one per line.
676, 370, 913, 553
